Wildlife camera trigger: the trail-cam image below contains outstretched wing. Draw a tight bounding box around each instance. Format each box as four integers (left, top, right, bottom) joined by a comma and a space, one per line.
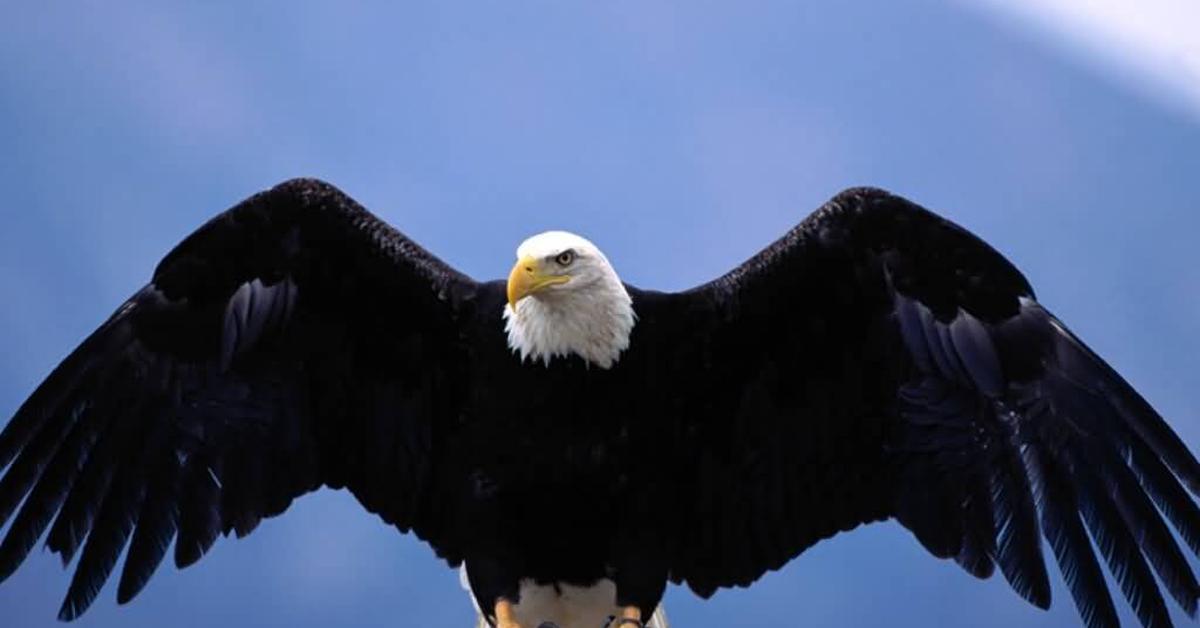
0, 178, 480, 619
638, 188, 1200, 628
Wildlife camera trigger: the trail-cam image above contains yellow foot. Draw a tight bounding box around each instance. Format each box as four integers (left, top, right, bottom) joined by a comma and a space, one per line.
495, 598, 523, 628
609, 606, 644, 628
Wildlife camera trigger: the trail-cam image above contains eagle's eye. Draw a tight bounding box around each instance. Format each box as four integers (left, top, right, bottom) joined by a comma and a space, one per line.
554, 250, 575, 267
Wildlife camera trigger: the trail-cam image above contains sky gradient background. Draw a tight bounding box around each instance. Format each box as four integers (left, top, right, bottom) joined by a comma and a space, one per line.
1, 2, 1198, 627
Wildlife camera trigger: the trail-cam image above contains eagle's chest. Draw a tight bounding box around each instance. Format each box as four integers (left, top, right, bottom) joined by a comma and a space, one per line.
449, 366, 639, 543
465, 359, 637, 463
462, 402, 630, 513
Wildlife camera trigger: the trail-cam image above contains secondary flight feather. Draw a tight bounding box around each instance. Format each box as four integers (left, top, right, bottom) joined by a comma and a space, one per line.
1, 178, 1197, 628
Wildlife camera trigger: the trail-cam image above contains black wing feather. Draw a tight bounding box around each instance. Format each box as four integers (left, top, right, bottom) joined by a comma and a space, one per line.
641, 188, 1200, 628
0, 178, 478, 618
989, 428, 1052, 608
117, 435, 183, 604
1073, 439, 1173, 628
1026, 431, 1122, 628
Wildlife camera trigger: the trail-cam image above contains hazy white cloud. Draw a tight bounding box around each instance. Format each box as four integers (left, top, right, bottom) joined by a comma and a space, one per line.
962, 0, 1200, 121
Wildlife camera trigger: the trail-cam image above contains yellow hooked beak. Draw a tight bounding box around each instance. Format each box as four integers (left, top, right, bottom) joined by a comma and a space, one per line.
507, 255, 570, 308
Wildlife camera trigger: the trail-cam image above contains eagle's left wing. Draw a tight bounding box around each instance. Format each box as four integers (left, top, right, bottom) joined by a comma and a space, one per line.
631, 188, 1200, 628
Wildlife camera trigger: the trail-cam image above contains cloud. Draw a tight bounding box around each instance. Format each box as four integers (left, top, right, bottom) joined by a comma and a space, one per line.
960, 0, 1200, 122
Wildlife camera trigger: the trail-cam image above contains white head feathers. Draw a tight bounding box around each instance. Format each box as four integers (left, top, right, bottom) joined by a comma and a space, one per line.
503, 231, 634, 369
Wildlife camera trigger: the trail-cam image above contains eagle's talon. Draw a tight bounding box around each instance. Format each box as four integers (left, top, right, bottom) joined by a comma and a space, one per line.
607, 606, 643, 628
494, 599, 523, 628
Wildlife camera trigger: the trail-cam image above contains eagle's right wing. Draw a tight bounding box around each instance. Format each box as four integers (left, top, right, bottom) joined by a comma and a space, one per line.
0, 178, 481, 619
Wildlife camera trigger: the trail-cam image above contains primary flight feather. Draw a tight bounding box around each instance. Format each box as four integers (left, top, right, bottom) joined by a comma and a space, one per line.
1, 178, 1197, 628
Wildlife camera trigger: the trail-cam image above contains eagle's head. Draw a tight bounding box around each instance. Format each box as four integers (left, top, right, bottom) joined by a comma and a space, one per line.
503, 231, 634, 369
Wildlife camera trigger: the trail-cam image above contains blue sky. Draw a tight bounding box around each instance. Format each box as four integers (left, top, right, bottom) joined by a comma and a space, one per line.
1, 2, 1198, 627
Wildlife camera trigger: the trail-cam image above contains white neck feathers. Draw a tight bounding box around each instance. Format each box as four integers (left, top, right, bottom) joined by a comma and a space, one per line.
503, 279, 634, 369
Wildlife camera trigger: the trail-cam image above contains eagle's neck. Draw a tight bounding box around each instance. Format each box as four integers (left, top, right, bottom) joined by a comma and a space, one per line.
502, 279, 634, 369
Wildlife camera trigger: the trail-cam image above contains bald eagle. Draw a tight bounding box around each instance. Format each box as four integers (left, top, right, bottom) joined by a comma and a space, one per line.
1, 178, 1198, 628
